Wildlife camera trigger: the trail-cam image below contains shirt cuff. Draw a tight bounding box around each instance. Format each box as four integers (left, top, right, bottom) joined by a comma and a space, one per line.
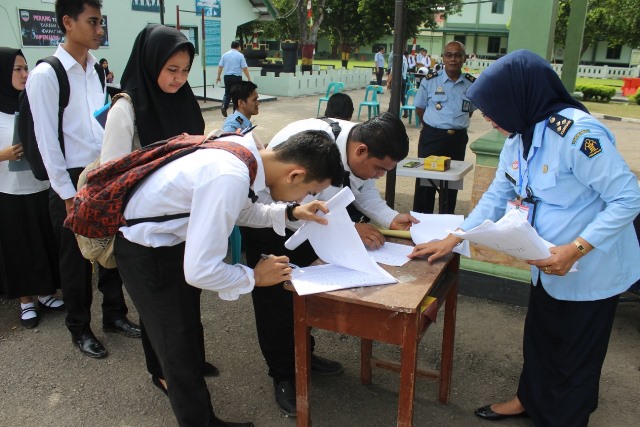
218, 264, 255, 301
271, 204, 287, 236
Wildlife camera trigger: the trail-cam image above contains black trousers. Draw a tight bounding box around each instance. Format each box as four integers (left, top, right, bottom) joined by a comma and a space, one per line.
49, 168, 127, 337
517, 280, 619, 427
412, 125, 468, 214
222, 75, 242, 109
375, 68, 384, 86
114, 236, 214, 427
240, 226, 319, 382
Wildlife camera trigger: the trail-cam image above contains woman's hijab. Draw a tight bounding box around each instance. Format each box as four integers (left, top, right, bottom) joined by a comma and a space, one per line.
120, 24, 204, 147
466, 49, 588, 158
0, 48, 24, 115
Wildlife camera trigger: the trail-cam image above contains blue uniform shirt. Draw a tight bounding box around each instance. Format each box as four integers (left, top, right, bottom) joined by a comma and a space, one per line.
218, 49, 247, 76
414, 71, 476, 129
374, 52, 385, 68
462, 108, 640, 301
222, 111, 252, 133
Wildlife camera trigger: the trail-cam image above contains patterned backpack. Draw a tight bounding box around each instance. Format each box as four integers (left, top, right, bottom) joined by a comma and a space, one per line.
64, 133, 257, 267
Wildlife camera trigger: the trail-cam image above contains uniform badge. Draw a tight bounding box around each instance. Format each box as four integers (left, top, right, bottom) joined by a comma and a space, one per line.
571, 129, 590, 145
462, 100, 470, 112
435, 102, 442, 110
235, 116, 244, 125
580, 137, 602, 159
543, 165, 548, 173
435, 86, 445, 95
546, 114, 573, 137
512, 160, 519, 170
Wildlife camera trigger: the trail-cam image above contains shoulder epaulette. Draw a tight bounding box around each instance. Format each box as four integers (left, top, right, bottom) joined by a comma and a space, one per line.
425, 72, 437, 80
546, 113, 574, 137
235, 116, 244, 125
465, 73, 476, 83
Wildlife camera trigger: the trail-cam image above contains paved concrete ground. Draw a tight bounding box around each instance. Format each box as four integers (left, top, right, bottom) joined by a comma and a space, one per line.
0, 87, 639, 426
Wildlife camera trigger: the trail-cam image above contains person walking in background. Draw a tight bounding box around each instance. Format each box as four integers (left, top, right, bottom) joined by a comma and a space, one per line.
374, 46, 385, 86
410, 49, 640, 427
412, 41, 476, 214
216, 41, 251, 118
26, 0, 139, 359
222, 80, 259, 134
0, 47, 63, 328
322, 92, 353, 121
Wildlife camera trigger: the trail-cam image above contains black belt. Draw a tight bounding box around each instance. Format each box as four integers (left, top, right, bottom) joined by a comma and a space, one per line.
424, 124, 466, 135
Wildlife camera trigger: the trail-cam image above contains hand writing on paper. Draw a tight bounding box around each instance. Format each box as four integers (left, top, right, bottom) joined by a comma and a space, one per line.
293, 200, 330, 224
390, 213, 420, 231
355, 223, 385, 250
409, 234, 462, 263
527, 243, 582, 276
254, 255, 293, 287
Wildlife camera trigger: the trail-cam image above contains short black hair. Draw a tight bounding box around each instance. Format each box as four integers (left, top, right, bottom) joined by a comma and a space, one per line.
377, 46, 385, 52
231, 41, 241, 49
271, 130, 344, 187
230, 81, 258, 106
56, 0, 102, 34
349, 112, 409, 162
323, 93, 354, 121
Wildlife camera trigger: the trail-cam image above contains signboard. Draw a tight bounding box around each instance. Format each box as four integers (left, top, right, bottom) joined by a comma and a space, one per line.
132, 1, 160, 12
18, 9, 109, 47
204, 20, 221, 66
196, 0, 221, 18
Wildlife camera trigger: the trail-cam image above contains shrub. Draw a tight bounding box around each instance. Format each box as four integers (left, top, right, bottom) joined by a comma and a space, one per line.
575, 84, 616, 102
629, 91, 640, 105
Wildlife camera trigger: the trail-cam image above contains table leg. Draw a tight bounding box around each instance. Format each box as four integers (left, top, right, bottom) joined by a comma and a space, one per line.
294, 294, 312, 426
397, 315, 419, 427
361, 338, 373, 385
439, 180, 449, 214
438, 257, 459, 404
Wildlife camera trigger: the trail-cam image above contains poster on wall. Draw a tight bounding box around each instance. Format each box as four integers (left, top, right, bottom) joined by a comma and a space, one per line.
18, 9, 110, 47
131, 1, 161, 12
204, 20, 221, 66
196, 0, 221, 18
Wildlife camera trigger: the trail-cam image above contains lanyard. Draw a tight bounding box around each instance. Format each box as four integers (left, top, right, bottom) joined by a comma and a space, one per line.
517, 120, 548, 197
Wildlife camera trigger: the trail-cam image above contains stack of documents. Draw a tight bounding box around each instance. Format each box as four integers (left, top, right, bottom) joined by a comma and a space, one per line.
284, 188, 397, 295
409, 212, 471, 257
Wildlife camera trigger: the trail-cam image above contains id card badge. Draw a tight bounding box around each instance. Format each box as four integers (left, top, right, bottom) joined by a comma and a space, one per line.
462, 99, 471, 112
505, 198, 537, 225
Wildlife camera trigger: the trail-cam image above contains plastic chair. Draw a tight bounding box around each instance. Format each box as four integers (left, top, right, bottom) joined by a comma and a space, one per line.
229, 226, 242, 264
357, 85, 384, 121
317, 81, 345, 117
400, 88, 420, 127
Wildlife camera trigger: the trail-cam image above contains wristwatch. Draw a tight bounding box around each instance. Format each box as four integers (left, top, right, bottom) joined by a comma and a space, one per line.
286, 202, 300, 222
573, 239, 587, 256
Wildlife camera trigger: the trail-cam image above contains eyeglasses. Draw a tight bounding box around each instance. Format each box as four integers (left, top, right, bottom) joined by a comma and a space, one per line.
443, 52, 464, 59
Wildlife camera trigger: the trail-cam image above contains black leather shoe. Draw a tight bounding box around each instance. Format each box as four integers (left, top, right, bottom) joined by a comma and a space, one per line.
311, 354, 344, 376
203, 361, 220, 377
221, 105, 228, 117
73, 332, 108, 358
151, 375, 168, 396
474, 404, 528, 421
103, 318, 141, 338
273, 379, 297, 417
210, 416, 254, 427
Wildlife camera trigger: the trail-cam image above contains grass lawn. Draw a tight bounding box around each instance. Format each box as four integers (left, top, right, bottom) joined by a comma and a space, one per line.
583, 101, 640, 119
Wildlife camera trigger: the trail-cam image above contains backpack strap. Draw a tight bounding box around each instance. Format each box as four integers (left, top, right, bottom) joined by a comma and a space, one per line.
317, 117, 342, 140
93, 62, 106, 91
37, 56, 69, 156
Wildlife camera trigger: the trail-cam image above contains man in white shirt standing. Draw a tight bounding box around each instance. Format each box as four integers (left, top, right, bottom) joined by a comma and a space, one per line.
216, 41, 251, 118
26, 0, 139, 359
374, 46, 386, 86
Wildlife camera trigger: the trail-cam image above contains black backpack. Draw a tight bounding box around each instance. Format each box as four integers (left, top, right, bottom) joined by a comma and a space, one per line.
18, 56, 106, 181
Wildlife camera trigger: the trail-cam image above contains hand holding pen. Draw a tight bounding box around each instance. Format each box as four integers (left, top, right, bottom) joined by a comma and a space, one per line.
254, 254, 295, 287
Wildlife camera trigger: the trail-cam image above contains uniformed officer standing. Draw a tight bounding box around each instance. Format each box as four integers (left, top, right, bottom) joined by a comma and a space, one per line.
222, 81, 259, 134
216, 41, 251, 118
413, 41, 476, 214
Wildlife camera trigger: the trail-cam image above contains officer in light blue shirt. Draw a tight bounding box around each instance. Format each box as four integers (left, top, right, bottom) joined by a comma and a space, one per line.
374, 46, 385, 86
222, 81, 259, 134
412, 41, 476, 214
216, 41, 251, 117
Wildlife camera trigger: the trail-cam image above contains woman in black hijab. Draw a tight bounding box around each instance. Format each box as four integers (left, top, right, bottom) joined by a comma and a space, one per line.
410, 50, 640, 426
0, 47, 62, 327
99, 58, 114, 83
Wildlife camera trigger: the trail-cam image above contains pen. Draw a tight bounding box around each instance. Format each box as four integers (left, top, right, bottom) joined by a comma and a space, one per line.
260, 253, 299, 269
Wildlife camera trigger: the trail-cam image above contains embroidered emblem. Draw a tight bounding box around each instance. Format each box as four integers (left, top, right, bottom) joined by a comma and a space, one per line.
571, 129, 590, 145
580, 137, 602, 158
546, 114, 573, 137
465, 73, 476, 83
512, 160, 519, 170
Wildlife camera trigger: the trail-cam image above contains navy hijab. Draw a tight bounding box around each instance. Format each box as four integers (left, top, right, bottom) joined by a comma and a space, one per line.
466, 49, 588, 159
120, 24, 204, 147
0, 48, 24, 115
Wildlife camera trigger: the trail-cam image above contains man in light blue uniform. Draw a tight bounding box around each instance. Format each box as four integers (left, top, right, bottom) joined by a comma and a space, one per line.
216, 41, 251, 117
222, 81, 259, 134
374, 46, 385, 86
413, 41, 476, 214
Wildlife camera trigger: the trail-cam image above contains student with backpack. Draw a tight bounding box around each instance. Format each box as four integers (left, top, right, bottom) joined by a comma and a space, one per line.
25, 0, 139, 359
0, 47, 63, 328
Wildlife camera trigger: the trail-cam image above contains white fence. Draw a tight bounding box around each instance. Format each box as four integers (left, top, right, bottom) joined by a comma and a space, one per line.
465, 59, 640, 78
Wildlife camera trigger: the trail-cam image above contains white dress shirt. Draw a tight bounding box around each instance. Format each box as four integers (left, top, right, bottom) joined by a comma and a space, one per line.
26, 45, 105, 200
100, 96, 141, 164
265, 118, 399, 229
0, 112, 50, 195
120, 134, 286, 301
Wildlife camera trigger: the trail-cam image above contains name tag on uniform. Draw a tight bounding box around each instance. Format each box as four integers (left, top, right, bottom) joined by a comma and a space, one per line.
506, 198, 537, 225
462, 99, 471, 112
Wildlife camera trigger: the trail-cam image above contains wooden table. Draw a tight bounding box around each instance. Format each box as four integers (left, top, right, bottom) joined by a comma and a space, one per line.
291, 248, 460, 426
396, 158, 474, 213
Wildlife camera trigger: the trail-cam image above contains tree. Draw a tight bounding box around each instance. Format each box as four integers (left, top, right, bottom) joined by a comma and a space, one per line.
297, 0, 327, 72
555, 0, 640, 59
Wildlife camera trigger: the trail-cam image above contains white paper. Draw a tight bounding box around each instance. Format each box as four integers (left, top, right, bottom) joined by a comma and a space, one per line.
284, 187, 398, 294
367, 241, 413, 266
291, 264, 397, 296
409, 211, 471, 257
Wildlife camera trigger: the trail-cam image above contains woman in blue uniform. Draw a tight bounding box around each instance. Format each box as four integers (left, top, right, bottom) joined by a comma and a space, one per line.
410, 50, 640, 427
